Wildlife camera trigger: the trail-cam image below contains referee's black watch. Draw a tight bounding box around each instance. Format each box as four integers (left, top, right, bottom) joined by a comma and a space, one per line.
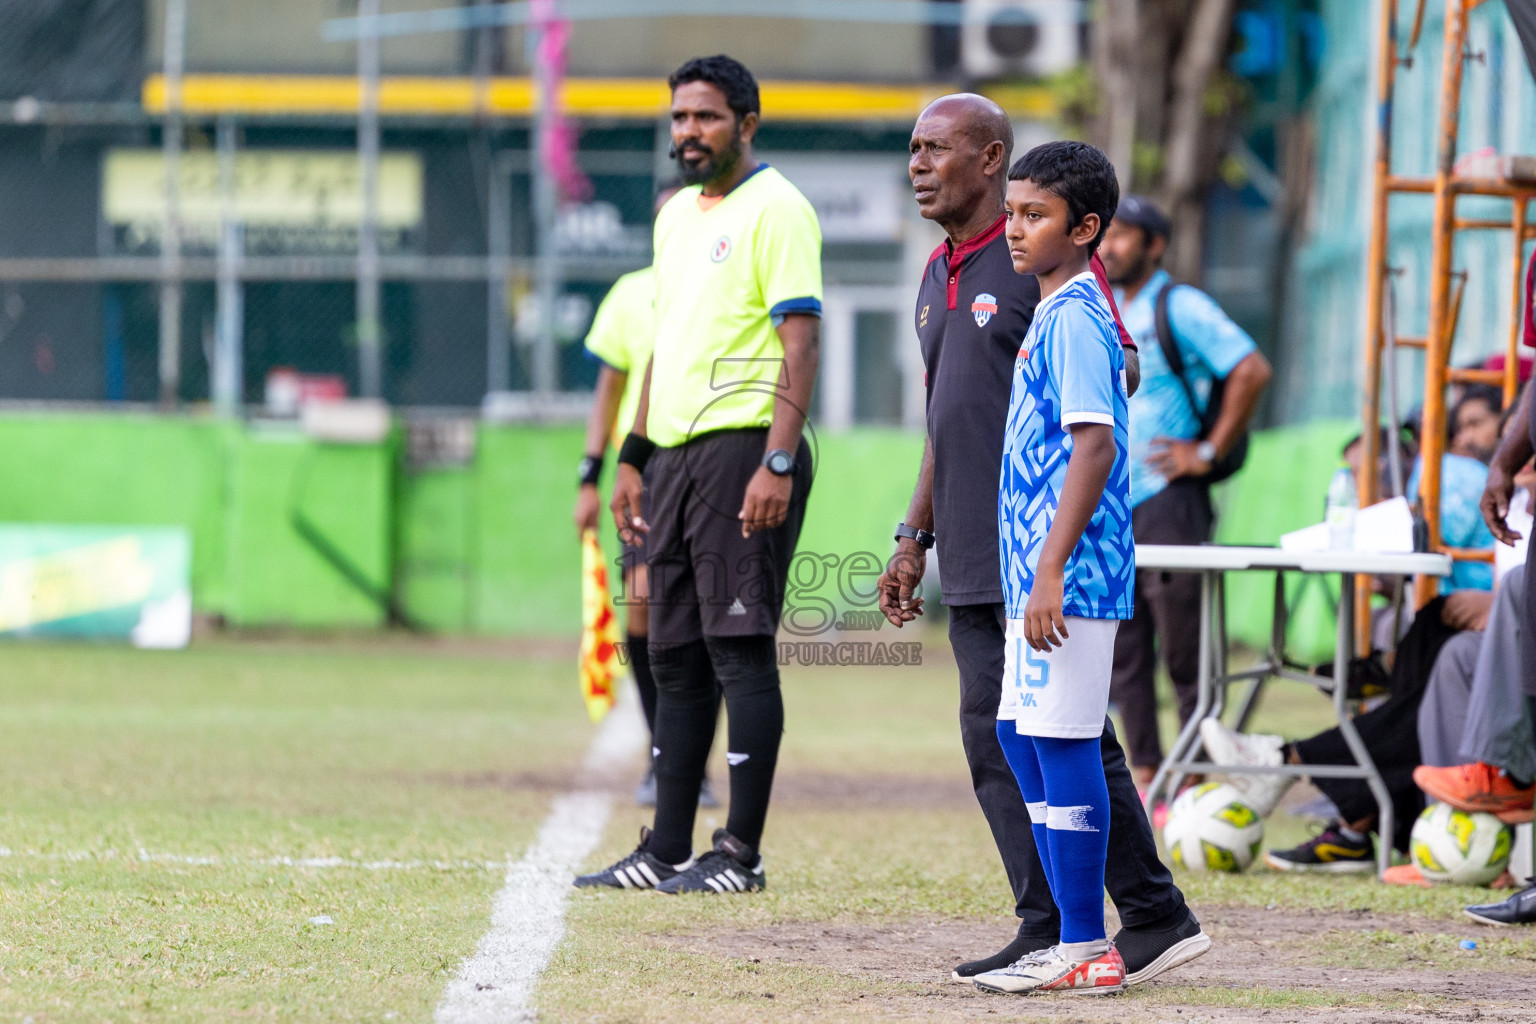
761, 448, 797, 476
895, 523, 935, 549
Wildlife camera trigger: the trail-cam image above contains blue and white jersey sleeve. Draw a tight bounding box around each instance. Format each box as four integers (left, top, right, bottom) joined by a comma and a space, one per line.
1048, 303, 1120, 430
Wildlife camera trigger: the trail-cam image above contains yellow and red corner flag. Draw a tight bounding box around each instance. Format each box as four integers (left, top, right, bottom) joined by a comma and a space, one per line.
578, 528, 623, 722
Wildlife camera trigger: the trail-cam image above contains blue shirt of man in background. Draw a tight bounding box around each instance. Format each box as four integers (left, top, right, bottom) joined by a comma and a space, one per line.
1096, 194, 1274, 782
1119, 268, 1259, 506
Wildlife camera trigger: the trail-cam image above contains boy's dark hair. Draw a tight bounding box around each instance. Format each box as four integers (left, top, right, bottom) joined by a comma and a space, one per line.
1007, 141, 1120, 250
668, 55, 760, 121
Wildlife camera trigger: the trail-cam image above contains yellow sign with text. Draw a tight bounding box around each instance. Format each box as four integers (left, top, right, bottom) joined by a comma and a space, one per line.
102, 149, 423, 230
0, 536, 157, 633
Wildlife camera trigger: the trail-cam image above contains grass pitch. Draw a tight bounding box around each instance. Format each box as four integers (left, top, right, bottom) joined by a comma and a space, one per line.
0, 638, 588, 1022
2, 630, 1534, 1023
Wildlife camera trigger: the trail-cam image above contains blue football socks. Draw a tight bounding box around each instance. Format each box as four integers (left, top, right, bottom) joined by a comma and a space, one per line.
996, 721, 1110, 946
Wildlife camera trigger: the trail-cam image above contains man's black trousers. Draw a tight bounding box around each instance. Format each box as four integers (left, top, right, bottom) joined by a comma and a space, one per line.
948, 602, 1187, 937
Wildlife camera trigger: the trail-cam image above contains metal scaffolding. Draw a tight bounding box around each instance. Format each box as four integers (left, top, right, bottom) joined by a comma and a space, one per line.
1360, 0, 1536, 628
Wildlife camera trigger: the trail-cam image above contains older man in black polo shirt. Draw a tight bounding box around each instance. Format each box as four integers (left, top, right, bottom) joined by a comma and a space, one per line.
877, 94, 1208, 985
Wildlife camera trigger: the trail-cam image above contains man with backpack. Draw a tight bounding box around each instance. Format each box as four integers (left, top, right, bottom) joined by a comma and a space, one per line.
1099, 195, 1273, 791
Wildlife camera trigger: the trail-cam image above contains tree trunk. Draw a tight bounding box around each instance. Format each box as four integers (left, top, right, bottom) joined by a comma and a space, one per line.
1158, 0, 1237, 283
1093, 0, 1142, 185
1089, 0, 1238, 284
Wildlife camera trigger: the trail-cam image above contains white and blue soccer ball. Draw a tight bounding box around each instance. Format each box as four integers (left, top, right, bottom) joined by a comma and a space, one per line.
1163, 782, 1264, 873
1410, 802, 1512, 886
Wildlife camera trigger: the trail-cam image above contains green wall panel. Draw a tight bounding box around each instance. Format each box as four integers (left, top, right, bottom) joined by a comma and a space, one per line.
396, 465, 474, 632
0, 412, 1366, 655
222, 426, 394, 628
471, 425, 587, 636
0, 413, 233, 613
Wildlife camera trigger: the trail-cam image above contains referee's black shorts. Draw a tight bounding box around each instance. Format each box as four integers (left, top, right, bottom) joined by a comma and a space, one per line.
645, 427, 812, 646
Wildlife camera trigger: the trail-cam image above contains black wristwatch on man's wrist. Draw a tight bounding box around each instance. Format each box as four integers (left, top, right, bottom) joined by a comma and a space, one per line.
761, 448, 797, 476
895, 522, 935, 549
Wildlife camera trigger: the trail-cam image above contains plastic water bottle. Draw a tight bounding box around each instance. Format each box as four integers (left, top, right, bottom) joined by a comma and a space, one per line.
1326, 466, 1358, 550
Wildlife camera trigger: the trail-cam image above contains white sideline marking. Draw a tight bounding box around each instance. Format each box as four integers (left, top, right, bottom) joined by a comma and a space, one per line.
434, 696, 646, 1024
0, 846, 512, 873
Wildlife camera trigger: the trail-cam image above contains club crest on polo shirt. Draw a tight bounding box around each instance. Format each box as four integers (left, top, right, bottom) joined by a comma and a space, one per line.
711, 236, 732, 262
972, 293, 997, 327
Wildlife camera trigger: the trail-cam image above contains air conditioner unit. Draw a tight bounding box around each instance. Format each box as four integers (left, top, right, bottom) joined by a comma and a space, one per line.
961, 0, 1084, 81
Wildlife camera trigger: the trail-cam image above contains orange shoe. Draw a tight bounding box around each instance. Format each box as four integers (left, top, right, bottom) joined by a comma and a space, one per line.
1413, 763, 1535, 823
1381, 863, 1431, 888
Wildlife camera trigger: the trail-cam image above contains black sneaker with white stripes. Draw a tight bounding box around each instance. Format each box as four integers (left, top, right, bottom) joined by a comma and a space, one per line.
656, 828, 765, 894
572, 827, 691, 890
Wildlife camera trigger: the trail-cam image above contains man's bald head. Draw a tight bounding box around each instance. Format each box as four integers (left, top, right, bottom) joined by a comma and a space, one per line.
919, 93, 1013, 159
909, 93, 1014, 239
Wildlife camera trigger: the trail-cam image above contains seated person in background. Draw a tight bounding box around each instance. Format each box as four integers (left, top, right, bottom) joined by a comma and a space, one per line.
1342, 426, 1417, 505
1413, 464, 1536, 835
1385, 459, 1535, 892
1449, 385, 1503, 464
1455, 275, 1536, 927
1199, 595, 1462, 872
1375, 396, 1512, 647
1406, 386, 1501, 592
1198, 413, 1514, 872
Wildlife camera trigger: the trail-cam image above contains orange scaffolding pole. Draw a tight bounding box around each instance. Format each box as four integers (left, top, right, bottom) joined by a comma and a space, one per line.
1360, 0, 1536, 637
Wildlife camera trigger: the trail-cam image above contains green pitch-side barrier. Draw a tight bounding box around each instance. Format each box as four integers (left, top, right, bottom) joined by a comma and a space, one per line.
0, 411, 1358, 654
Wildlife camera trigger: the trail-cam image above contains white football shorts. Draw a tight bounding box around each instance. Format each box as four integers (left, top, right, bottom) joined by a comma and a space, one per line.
997, 616, 1120, 739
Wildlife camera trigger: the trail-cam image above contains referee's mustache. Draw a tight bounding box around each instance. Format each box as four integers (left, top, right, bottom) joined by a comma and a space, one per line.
673, 140, 713, 159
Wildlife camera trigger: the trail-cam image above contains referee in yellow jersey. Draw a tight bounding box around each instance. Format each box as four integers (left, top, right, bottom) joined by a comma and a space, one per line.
575, 55, 821, 895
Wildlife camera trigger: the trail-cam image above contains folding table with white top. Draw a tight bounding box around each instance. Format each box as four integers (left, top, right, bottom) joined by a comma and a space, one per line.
1136, 545, 1452, 877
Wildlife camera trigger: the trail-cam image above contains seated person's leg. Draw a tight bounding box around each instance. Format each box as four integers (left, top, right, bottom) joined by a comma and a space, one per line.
1417, 564, 1536, 820
1203, 593, 1465, 847
1460, 563, 1533, 781
1415, 630, 1483, 768
1198, 719, 1382, 871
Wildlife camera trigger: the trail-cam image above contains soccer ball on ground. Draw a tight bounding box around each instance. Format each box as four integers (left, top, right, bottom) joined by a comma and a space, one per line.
1163, 781, 1264, 873
1410, 802, 1512, 886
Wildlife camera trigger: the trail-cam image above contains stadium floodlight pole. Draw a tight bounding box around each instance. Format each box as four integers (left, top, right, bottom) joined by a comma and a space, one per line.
482, 0, 514, 397
530, 0, 561, 396
487, 154, 514, 395
213, 117, 244, 416
158, 0, 186, 408
356, 0, 385, 401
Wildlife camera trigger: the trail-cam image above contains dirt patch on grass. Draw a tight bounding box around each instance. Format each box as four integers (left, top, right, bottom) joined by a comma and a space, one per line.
666, 904, 1536, 1022
413, 769, 575, 793
772, 771, 977, 810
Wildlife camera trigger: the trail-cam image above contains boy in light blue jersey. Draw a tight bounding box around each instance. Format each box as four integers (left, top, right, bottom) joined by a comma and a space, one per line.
972, 141, 1134, 997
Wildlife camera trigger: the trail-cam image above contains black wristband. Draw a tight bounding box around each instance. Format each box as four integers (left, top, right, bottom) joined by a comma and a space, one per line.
578, 453, 603, 487
617, 432, 657, 473
895, 523, 935, 549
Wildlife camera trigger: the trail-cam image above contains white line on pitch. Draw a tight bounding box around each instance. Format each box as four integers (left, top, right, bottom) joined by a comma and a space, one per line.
0, 846, 513, 873
434, 692, 646, 1024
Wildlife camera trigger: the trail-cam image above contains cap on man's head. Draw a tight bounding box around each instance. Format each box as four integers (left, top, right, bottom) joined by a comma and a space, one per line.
1115, 194, 1171, 239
